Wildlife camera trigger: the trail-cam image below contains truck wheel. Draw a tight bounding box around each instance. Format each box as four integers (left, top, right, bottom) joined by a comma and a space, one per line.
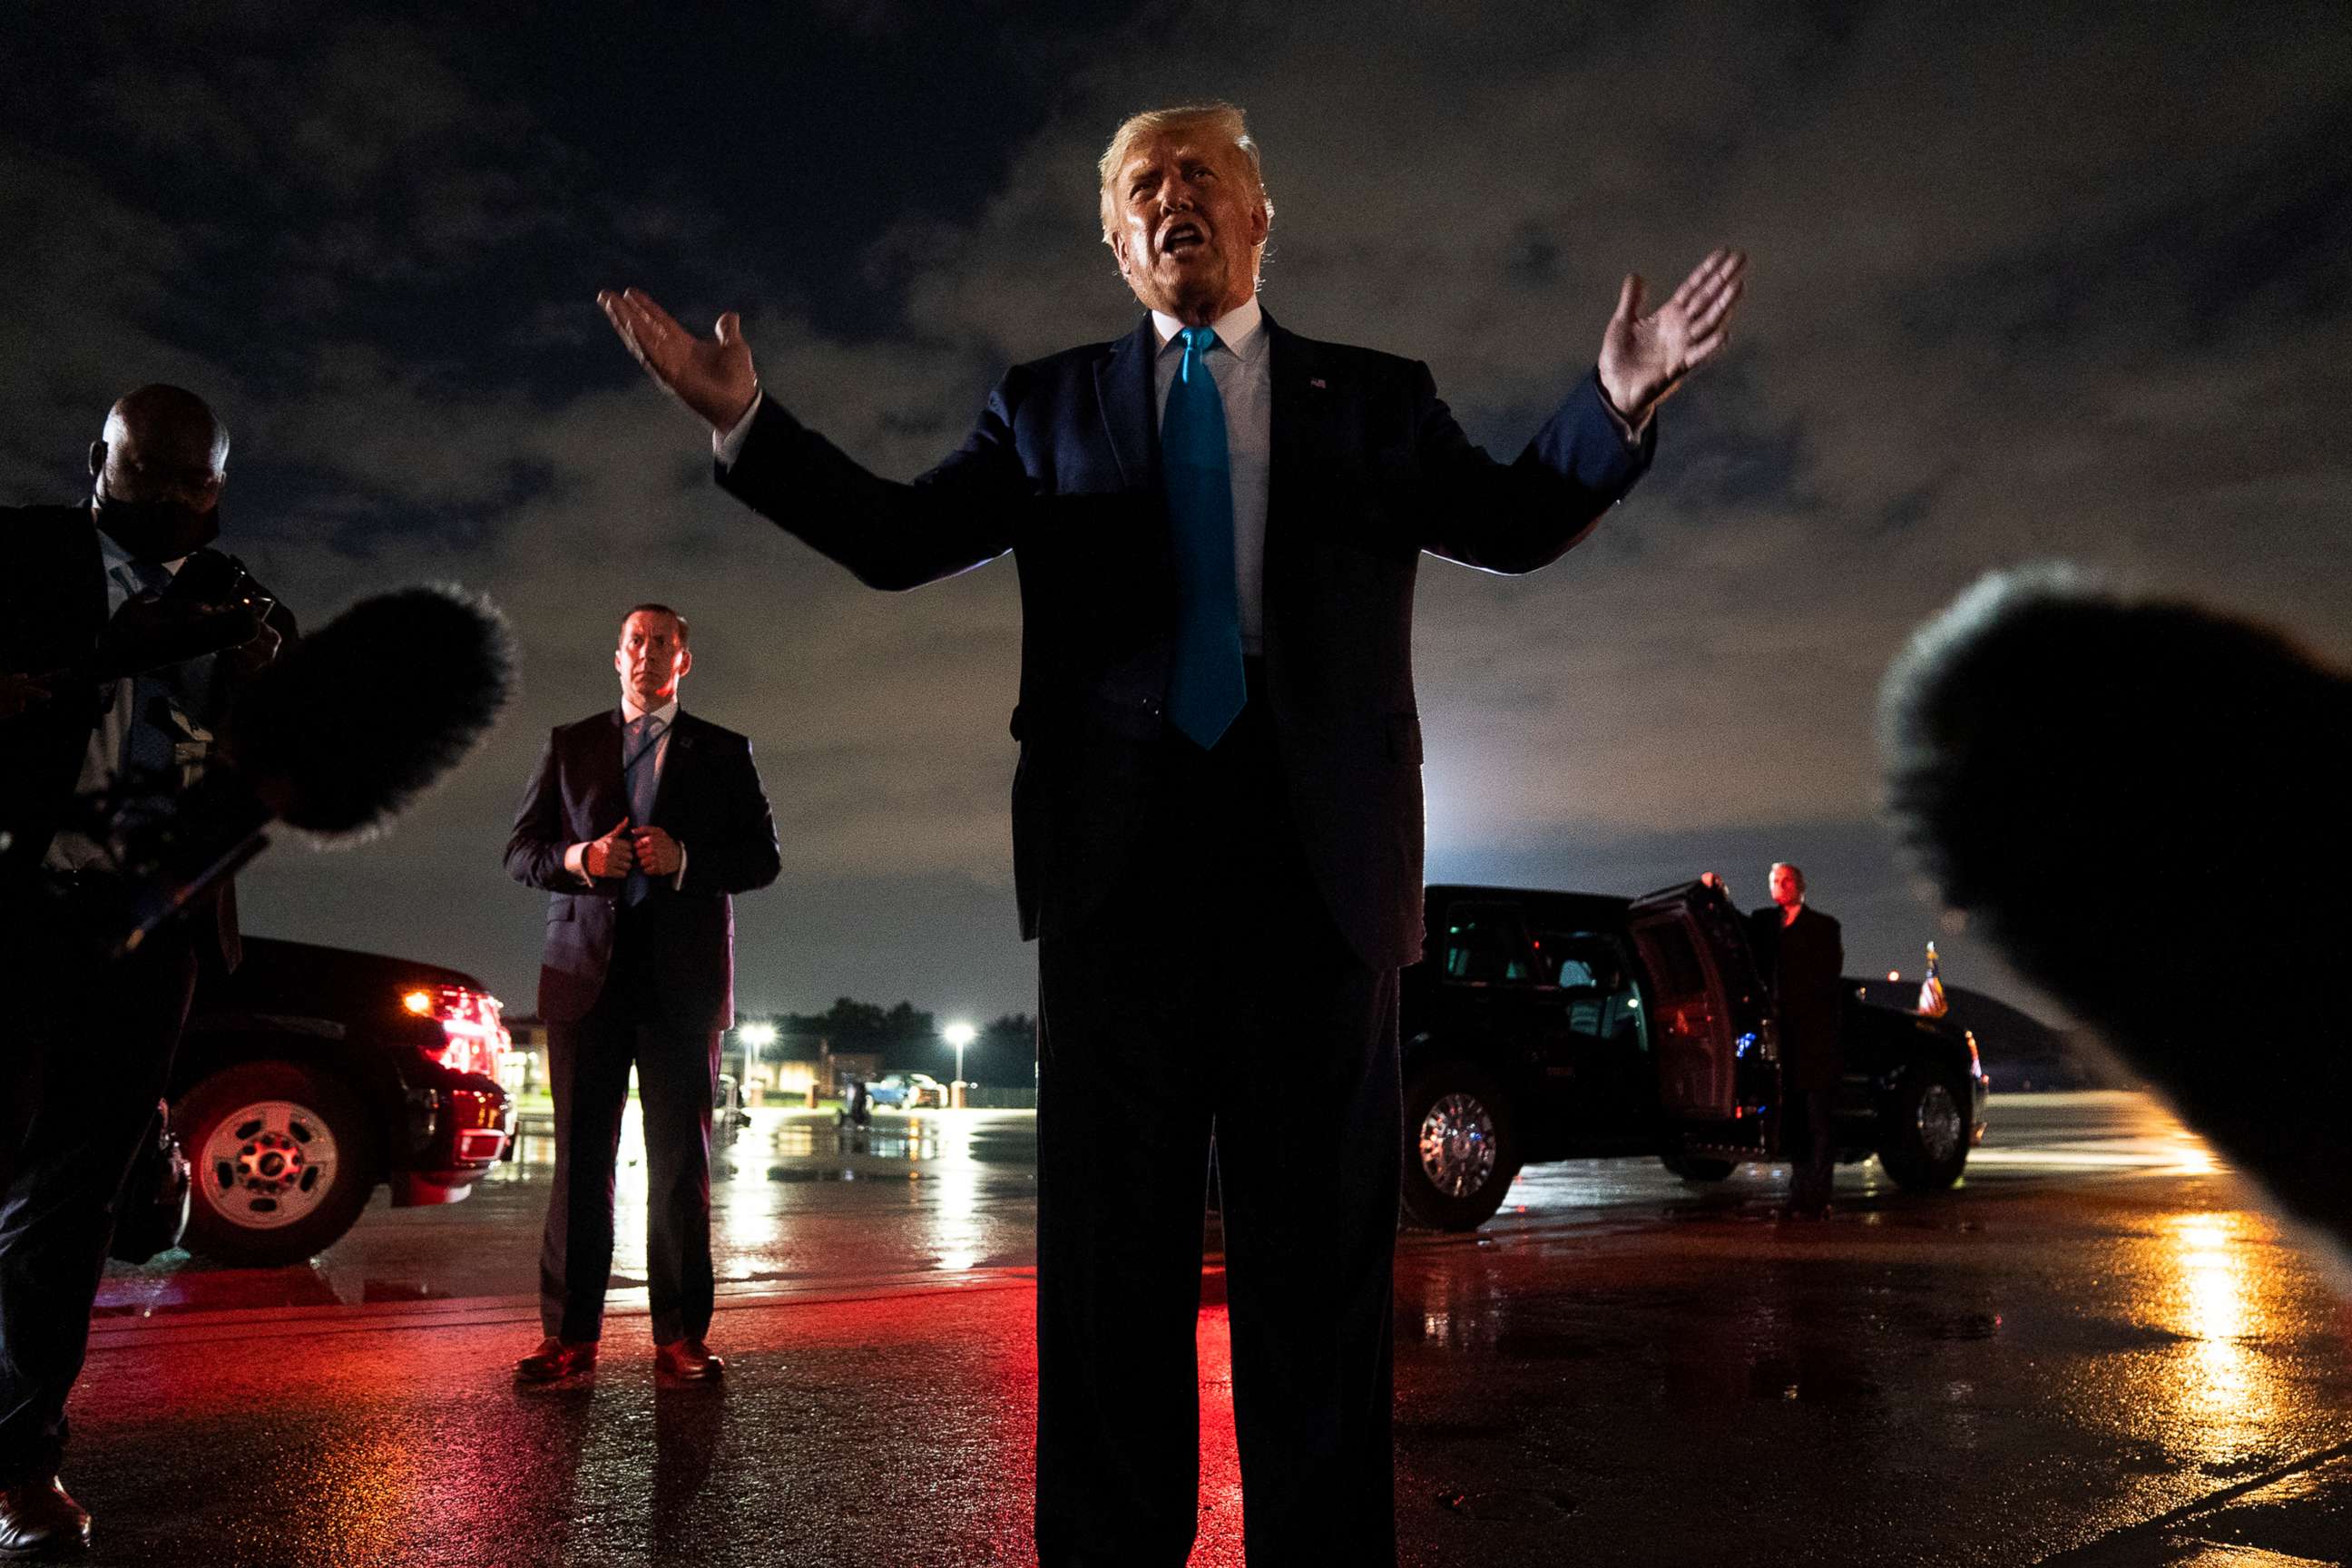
176, 1062, 377, 1267
1400, 1061, 1519, 1231
1660, 1150, 1737, 1182
1876, 1063, 1969, 1191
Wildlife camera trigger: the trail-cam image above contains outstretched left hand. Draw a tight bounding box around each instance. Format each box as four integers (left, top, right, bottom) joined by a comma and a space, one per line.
1597, 248, 1747, 423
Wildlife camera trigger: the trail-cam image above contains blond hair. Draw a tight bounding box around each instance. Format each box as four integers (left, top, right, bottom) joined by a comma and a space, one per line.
1096, 102, 1273, 253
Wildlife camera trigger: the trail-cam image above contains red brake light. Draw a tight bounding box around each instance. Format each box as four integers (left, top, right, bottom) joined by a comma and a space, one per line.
406, 985, 509, 1079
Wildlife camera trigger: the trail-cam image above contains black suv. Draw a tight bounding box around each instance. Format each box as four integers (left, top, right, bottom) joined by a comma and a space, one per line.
1400, 879, 1989, 1229
166, 936, 517, 1265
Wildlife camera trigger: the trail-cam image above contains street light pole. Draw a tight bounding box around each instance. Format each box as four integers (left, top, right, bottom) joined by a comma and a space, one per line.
737, 1020, 778, 1105
943, 1021, 976, 1110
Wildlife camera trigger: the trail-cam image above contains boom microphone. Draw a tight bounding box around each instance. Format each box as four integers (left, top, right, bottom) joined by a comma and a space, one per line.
1878, 565, 2352, 1252
74, 584, 517, 956
224, 584, 516, 837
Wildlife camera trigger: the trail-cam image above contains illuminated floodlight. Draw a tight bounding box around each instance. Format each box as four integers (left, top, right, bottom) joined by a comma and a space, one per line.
738, 1021, 779, 1047
944, 1020, 976, 1104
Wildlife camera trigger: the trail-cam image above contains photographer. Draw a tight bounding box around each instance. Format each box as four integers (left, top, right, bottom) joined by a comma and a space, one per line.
0, 385, 294, 1556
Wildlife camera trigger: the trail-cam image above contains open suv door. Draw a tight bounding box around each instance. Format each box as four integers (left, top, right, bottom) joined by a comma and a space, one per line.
1626, 879, 1778, 1178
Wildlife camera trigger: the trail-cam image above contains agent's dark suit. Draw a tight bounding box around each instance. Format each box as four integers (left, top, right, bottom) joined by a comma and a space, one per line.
718, 311, 1651, 1563
0, 503, 291, 1488
1749, 903, 1846, 1210
505, 709, 779, 1345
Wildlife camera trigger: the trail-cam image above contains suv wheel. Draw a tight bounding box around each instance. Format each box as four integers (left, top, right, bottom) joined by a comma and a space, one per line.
1400, 1061, 1519, 1230
1876, 1063, 1969, 1191
176, 1062, 378, 1267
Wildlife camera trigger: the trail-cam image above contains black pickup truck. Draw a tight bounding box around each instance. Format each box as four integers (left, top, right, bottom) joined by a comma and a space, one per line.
1399, 880, 1989, 1229
158, 936, 517, 1265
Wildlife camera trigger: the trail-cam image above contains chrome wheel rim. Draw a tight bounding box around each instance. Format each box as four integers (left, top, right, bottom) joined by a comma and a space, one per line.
1916, 1082, 1963, 1166
199, 1100, 342, 1230
1418, 1093, 1499, 1198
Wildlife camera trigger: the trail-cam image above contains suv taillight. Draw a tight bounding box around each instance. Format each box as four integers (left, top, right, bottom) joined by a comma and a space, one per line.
402, 985, 510, 1080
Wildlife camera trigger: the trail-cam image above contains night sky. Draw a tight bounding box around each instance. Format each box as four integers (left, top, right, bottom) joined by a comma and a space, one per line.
7, 3, 2347, 1028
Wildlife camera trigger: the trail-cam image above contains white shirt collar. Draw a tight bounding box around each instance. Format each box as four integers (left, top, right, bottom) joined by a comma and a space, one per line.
622, 695, 681, 727
1151, 293, 1266, 365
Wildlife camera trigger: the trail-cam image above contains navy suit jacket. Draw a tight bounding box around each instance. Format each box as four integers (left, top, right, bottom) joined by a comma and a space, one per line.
505, 709, 781, 1030
719, 310, 1652, 968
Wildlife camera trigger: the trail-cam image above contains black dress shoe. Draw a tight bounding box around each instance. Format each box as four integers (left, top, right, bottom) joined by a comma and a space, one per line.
654, 1338, 723, 1381
0, 1475, 91, 1558
514, 1336, 598, 1383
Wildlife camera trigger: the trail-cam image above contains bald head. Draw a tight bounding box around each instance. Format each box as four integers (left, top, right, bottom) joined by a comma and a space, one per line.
90, 385, 230, 559
97, 384, 228, 481
93, 384, 229, 495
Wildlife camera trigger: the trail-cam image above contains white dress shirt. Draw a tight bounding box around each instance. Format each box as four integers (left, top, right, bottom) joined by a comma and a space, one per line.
564, 695, 688, 889
1148, 295, 1271, 652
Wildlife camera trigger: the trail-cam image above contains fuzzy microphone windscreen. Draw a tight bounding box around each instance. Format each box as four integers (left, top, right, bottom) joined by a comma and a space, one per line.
1880, 565, 2352, 1244
224, 584, 518, 838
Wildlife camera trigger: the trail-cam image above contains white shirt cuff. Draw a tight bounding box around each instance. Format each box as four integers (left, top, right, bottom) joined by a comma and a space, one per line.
713, 392, 764, 468
563, 840, 593, 886
672, 843, 688, 891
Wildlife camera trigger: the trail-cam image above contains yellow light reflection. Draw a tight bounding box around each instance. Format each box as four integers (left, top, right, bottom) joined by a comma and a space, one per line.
2152, 1209, 2282, 1464
922, 1113, 985, 1272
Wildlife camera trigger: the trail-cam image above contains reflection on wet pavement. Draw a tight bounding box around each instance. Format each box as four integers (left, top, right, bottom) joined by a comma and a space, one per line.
70, 1093, 2352, 1564
102, 1108, 1044, 1317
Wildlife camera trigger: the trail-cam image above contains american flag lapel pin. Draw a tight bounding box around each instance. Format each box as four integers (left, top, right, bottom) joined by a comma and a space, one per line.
1309, 377, 1327, 389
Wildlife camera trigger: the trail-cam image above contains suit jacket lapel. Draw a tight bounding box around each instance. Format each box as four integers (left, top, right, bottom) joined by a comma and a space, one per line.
647, 712, 694, 826
1265, 314, 1315, 534
83, 524, 106, 626
1094, 314, 1159, 491
587, 709, 629, 830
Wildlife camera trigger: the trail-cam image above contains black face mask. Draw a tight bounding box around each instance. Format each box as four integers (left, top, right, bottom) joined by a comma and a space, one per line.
93, 492, 222, 564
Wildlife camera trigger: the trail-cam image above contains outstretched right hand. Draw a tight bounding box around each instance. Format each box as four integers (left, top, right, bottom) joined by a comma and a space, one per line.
598, 288, 760, 435
583, 817, 637, 879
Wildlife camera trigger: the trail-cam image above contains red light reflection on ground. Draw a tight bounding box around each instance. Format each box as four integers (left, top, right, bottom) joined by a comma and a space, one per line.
79, 1273, 1259, 1563
1196, 1299, 1247, 1563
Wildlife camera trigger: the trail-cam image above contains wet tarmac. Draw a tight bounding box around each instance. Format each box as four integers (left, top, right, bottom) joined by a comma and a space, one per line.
64, 1093, 2352, 1565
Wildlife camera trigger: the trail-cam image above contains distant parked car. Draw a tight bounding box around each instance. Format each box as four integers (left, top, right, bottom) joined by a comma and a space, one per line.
866, 1072, 947, 1111
1400, 880, 1990, 1229
165, 936, 516, 1265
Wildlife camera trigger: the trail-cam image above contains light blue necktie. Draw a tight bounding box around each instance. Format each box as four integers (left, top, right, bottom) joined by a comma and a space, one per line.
1161, 326, 1246, 749
622, 713, 664, 906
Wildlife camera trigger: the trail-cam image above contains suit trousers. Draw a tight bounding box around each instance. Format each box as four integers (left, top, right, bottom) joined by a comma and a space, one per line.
1788, 1086, 1837, 1214
1034, 690, 1402, 1567
538, 908, 720, 1346
0, 931, 198, 1483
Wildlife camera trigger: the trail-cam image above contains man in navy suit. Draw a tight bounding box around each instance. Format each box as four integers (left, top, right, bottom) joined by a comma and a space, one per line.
504, 604, 780, 1385
601, 101, 1744, 1563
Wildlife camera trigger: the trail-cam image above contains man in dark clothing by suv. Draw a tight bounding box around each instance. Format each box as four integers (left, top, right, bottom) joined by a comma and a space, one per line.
0, 385, 292, 1556
1749, 862, 1845, 1216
